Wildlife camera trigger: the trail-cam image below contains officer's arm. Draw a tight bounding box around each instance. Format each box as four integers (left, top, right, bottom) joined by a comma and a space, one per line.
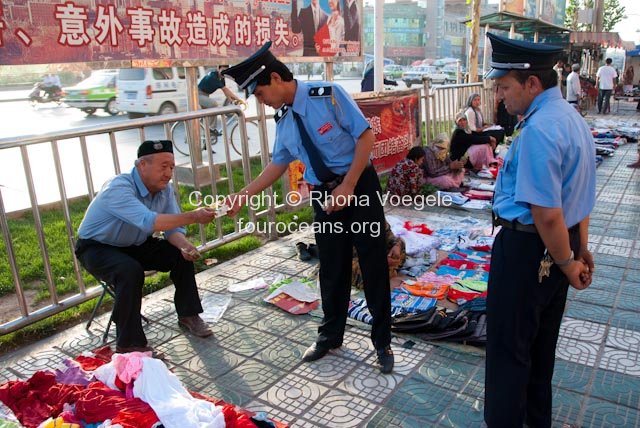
225, 162, 289, 216
531, 205, 589, 289
343, 128, 375, 189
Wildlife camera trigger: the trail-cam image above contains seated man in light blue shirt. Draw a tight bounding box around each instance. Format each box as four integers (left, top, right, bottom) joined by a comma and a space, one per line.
75, 140, 217, 355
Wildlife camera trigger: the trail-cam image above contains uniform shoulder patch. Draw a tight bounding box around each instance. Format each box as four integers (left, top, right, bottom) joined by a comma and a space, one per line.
309, 86, 333, 97
274, 105, 290, 123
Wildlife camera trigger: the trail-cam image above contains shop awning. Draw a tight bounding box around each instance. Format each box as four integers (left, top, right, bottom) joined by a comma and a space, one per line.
569, 32, 633, 49
463, 12, 570, 35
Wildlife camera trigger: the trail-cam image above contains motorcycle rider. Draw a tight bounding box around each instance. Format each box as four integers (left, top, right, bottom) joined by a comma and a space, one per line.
41, 73, 62, 99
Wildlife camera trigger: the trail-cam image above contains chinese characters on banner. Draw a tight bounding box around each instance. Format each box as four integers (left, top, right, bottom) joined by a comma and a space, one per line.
0, 0, 362, 66
287, 92, 421, 191
357, 92, 421, 173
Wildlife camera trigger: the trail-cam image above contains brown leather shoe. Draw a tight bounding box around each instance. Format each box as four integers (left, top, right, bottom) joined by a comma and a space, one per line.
178, 315, 213, 337
115, 345, 164, 359
627, 161, 640, 168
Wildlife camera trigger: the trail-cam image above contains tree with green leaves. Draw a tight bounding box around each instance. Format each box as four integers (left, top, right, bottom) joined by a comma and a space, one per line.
563, 0, 626, 32
603, 0, 626, 31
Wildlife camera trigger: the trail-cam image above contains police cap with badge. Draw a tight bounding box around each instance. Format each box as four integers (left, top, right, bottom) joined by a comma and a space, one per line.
222, 41, 277, 95
485, 33, 563, 79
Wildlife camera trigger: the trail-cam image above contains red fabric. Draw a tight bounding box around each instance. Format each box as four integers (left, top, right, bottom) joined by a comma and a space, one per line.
74, 356, 107, 372
74, 381, 157, 426
403, 221, 433, 235
470, 244, 492, 252
439, 258, 490, 272
0, 371, 83, 428
462, 189, 494, 200
447, 288, 487, 303
73, 345, 113, 371
222, 404, 258, 428
112, 407, 160, 428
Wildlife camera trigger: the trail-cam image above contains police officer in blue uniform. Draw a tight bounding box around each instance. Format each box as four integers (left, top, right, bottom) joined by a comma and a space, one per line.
222, 42, 394, 374
484, 33, 596, 427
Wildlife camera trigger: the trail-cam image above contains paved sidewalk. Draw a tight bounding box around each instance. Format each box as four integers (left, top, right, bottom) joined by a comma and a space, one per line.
1, 107, 639, 427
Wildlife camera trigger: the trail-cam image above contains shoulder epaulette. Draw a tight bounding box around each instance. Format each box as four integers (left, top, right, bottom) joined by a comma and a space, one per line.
274, 105, 290, 123
309, 86, 332, 97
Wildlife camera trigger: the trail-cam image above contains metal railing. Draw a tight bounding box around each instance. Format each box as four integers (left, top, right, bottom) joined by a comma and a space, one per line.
0, 105, 278, 335
0, 79, 493, 335
422, 79, 495, 145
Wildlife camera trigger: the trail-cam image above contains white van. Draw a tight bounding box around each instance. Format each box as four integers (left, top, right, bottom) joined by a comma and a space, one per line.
115, 67, 205, 119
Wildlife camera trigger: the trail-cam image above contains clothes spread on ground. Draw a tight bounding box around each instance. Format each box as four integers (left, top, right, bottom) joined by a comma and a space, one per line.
0, 349, 283, 428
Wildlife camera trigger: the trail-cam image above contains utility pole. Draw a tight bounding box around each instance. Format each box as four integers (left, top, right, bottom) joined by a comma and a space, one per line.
469, 0, 482, 82
593, 0, 604, 32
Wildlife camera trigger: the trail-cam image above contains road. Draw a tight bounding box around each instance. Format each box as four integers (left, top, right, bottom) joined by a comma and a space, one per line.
0, 77, 409, 213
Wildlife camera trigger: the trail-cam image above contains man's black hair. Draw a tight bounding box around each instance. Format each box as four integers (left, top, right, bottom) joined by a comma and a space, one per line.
511, 69, 558, 90
255, 59, 294, 86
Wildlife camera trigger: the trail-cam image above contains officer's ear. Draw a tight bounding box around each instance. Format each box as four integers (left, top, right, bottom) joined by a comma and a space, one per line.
270, 72, 283, 85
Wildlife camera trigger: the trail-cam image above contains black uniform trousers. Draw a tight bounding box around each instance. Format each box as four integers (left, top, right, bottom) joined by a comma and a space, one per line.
485, 226, 580, 428
312, 165, 392, 351
75, 237, 203, 348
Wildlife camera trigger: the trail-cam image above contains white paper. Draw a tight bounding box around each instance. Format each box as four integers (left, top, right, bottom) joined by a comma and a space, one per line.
200, 292, 232, 323
264, 280, 320, 303
228, 277, 268, 292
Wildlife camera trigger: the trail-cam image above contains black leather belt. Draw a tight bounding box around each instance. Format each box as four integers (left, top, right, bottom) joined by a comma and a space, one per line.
494, 217, 538, 234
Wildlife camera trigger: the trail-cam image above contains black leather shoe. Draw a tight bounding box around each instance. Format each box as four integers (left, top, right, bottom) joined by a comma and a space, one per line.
302, 343, 331, 362
295, 242, 311, 261
376, 346, 394, 374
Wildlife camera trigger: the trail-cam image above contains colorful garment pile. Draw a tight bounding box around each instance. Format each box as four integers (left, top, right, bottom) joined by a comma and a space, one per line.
0, 348, 285, 428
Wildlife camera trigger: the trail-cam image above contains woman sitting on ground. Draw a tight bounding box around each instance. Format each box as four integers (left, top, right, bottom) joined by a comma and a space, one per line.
464, 93, 505, 144
352, 222, 405, 290
421, 133, 465, 190
386, 146, 425, 196
450, 112, 498, 171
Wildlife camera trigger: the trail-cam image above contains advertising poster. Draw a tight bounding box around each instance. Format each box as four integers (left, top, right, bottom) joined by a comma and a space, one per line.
539, 0, 566, 26
356, 92, 421, 174
0, 0, 362, 66
287, 91, 421, 192
501, 0, 525, 16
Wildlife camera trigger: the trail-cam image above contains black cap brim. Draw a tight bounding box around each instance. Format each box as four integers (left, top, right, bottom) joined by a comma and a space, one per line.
222, 41, 275, 96
485, 67, 510, 79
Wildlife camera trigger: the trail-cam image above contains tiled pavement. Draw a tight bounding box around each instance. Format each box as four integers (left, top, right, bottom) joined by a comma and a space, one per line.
2, 106, 640, 427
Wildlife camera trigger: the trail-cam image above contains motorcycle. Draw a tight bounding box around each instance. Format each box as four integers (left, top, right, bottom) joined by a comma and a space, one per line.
28, 83, 63, 106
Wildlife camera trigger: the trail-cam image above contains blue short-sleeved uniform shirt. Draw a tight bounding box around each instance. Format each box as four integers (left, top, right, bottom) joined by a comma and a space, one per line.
271, 80, 370, 185
198, 70, 225, 95
493, 86, 596, 228
77, 167, 185, 247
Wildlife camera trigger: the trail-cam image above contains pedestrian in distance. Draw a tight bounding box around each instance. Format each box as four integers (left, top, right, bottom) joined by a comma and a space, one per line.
595, 58, 618, 114
484, 32, 596, 428
222, 41, 394, 374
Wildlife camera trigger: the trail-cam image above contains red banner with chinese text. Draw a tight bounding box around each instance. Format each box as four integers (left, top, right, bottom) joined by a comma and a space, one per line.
286, 91, 421, 192
356, 92, 421, 174
0, 0, 362, 66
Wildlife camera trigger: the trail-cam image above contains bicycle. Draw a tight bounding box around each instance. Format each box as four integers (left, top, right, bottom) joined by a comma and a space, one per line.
170, 99, 260, 157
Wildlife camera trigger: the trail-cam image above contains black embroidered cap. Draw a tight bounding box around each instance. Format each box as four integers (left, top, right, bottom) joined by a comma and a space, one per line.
485, 33, 563, 79
137, 140, 173, 158
221, 41, 277, 95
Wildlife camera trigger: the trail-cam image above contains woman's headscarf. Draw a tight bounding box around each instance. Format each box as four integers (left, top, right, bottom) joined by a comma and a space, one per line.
431, 133, 450, 161
465, 93, 482, 129
455, 110, 471, 134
